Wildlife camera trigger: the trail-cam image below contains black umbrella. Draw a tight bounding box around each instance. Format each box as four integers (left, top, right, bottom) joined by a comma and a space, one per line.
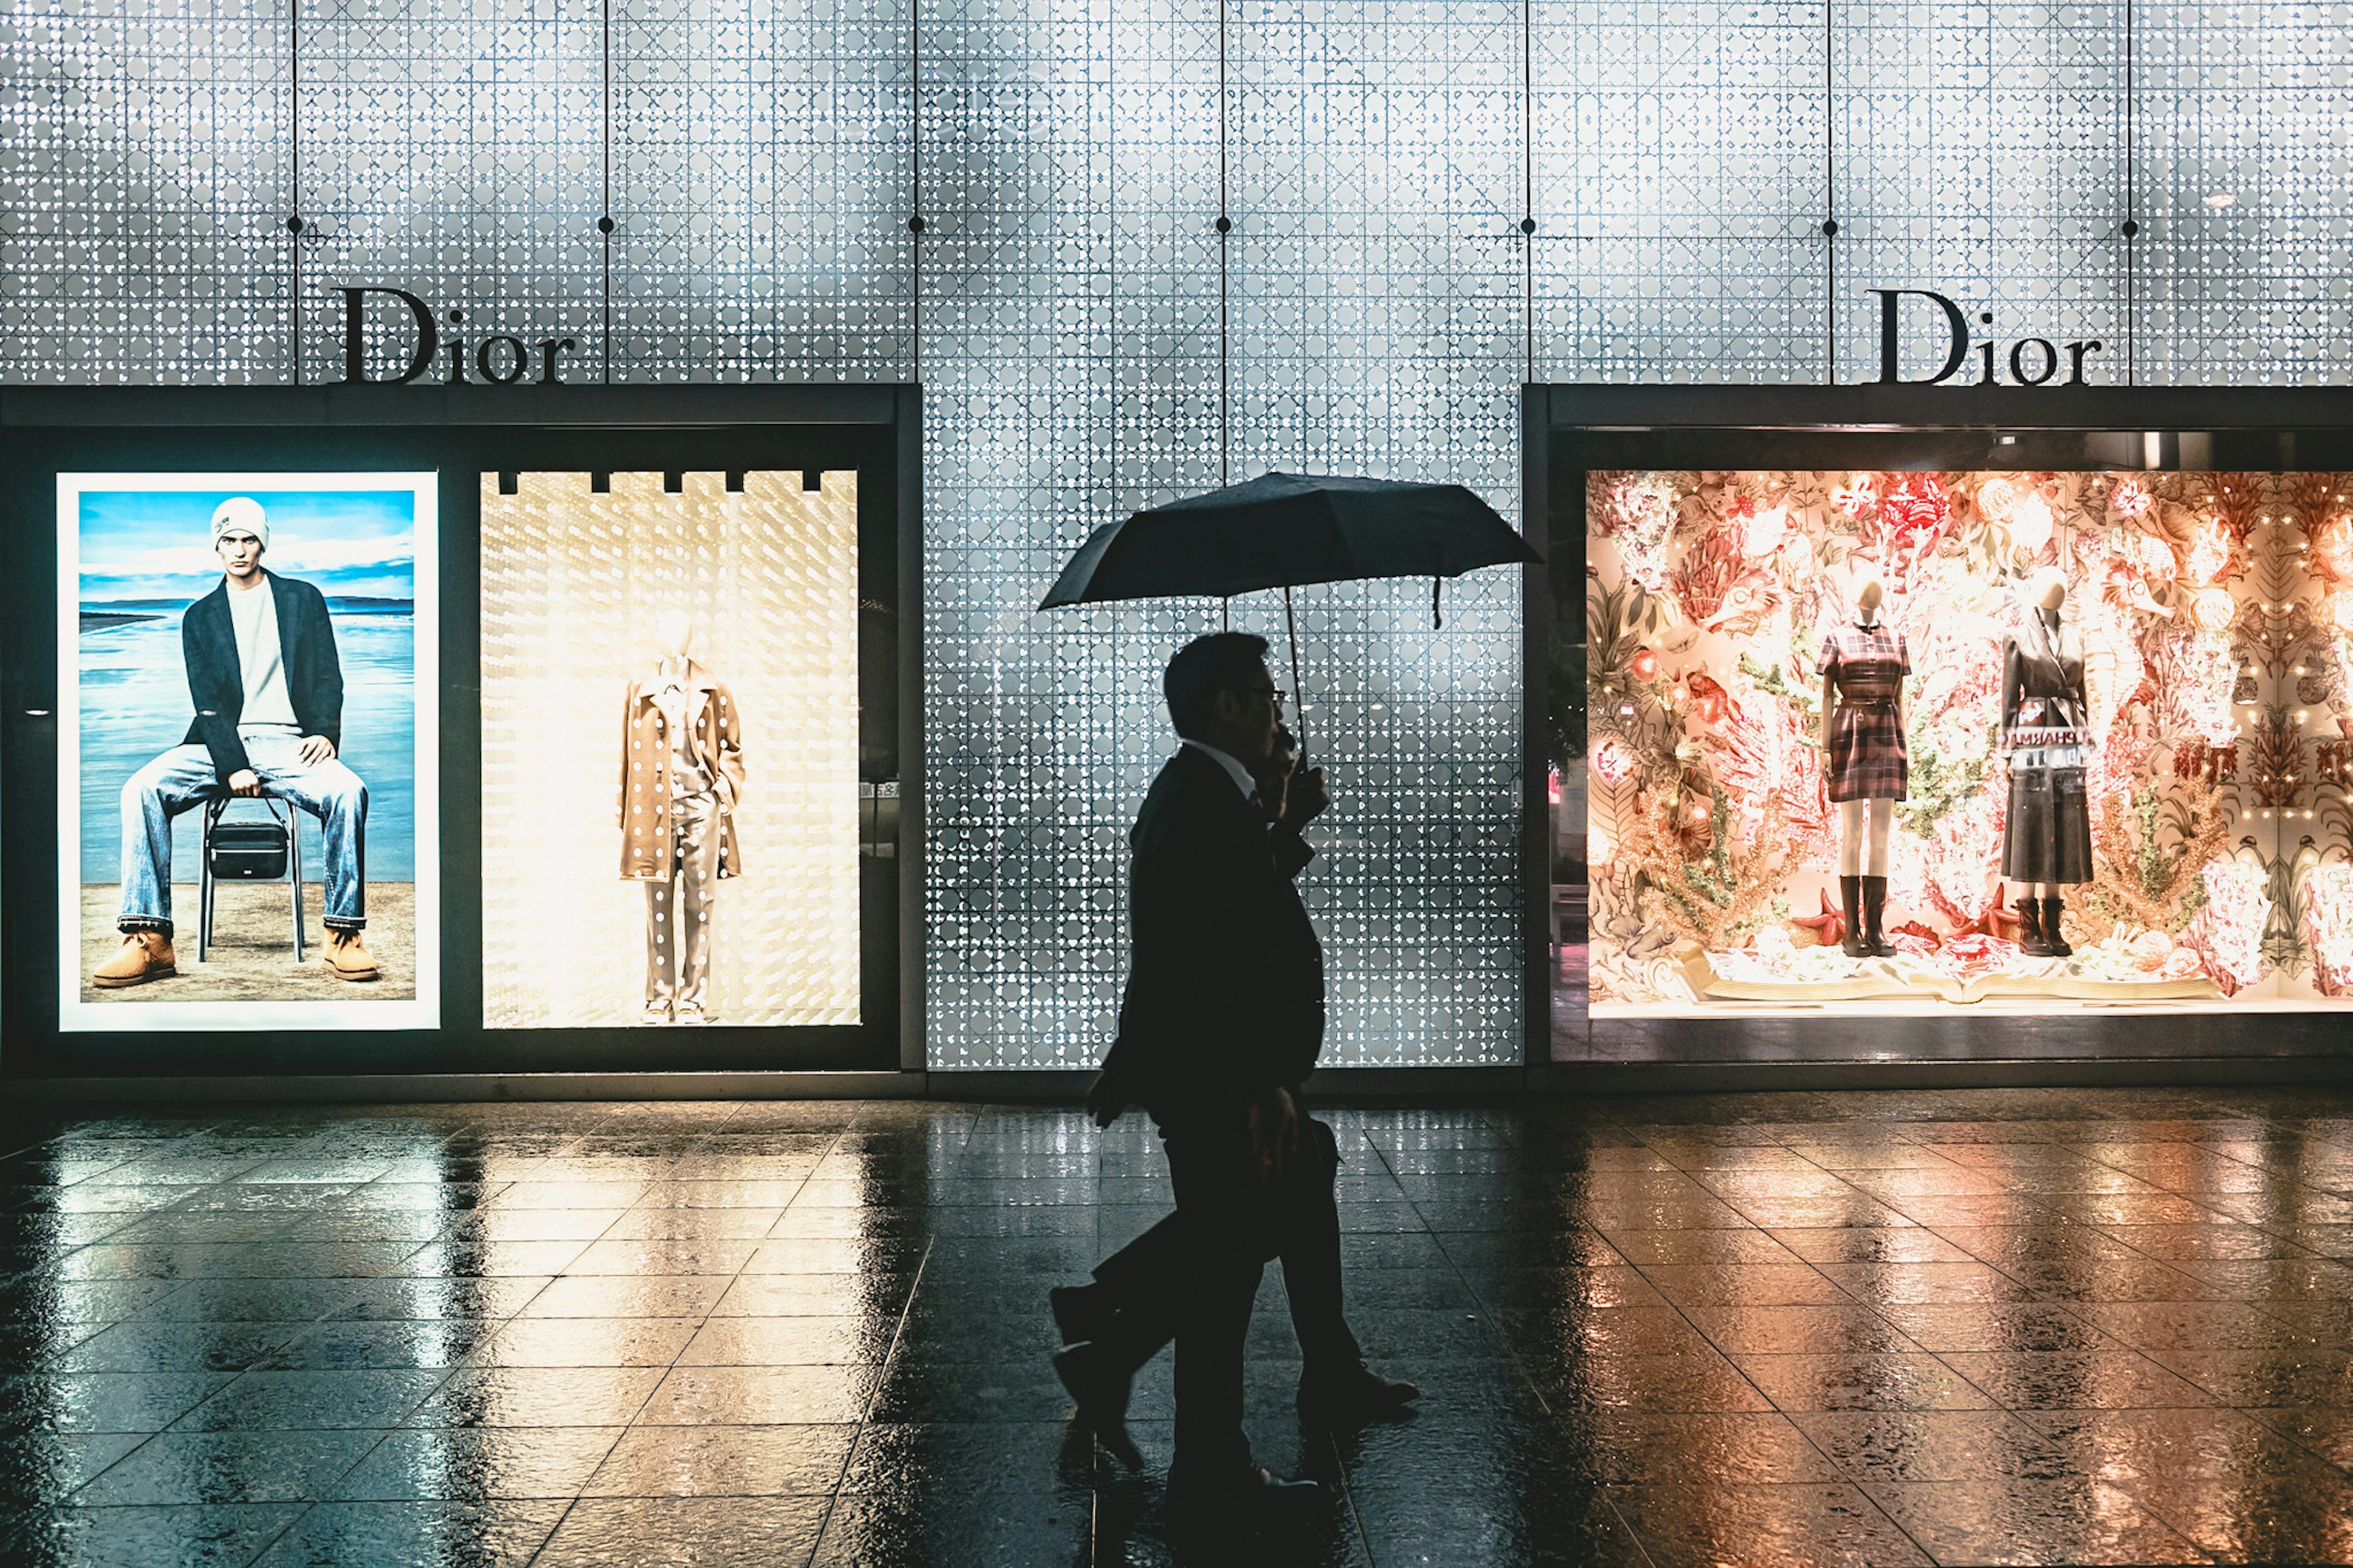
1039, 471, 1542, 749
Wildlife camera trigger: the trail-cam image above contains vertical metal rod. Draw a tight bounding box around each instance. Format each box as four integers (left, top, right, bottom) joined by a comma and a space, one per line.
288, 0, 301, 384
1216, 0, 1230, 488
1823, 0, 1836, 385
911, 0, 922, 382
602, 0, 614, 384
1283, 584, 1306, 757
2123, 0, 2135, 386
1521, 0, 1533, 384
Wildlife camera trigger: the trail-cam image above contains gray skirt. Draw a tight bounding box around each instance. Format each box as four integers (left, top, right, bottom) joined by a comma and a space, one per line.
2003, 744, 2093, 886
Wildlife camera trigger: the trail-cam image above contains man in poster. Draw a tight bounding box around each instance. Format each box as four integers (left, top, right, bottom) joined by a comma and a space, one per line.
92, 496, 379, 987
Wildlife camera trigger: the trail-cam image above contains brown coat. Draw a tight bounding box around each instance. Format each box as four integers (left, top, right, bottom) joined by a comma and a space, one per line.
620, 661, 748, 881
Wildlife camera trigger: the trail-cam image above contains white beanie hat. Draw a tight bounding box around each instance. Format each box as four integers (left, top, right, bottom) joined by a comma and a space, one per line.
211, 496, 268, 549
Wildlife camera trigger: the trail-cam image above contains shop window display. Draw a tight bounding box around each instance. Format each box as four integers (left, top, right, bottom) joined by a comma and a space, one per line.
1585, 468, 2353, 1014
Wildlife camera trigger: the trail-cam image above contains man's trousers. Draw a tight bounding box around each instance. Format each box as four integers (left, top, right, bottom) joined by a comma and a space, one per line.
1099, 1110, 1363, 1479
645, 789, 723, 1014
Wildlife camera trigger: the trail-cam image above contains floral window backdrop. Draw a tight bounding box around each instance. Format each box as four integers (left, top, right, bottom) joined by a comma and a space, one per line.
1587, 469, 2353, 1010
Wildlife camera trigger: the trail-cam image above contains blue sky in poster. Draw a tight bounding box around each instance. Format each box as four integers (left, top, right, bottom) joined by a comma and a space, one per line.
78, 489, 415, 603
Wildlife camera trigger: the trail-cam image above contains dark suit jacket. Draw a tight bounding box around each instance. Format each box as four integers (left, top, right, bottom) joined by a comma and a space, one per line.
180, 572, 344, 782
1101, 744, 1325, 1131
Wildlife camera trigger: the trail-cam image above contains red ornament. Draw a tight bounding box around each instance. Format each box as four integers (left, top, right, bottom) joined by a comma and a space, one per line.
1789, 887, 1847, 949
1880, 474, 1952, 550
1629, 646, 1661, 683
1890, 921, 1943, 949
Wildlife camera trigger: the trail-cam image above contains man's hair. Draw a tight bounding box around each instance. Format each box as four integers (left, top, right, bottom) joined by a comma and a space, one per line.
1163, 632, 1270, 739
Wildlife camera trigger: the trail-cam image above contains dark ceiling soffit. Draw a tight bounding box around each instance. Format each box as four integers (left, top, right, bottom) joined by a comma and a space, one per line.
0, 383, 912, 429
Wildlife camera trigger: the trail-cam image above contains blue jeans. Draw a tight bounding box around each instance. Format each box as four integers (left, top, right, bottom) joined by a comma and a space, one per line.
117, 735, 369, 937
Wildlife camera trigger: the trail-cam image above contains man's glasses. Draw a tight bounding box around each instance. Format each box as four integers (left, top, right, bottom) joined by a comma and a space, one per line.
1229, 685, 1289, 713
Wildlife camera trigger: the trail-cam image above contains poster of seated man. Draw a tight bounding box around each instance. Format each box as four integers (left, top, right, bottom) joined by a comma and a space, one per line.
58, 474, 439, 1031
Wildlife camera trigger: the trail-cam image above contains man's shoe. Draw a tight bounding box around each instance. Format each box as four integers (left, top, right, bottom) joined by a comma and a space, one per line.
1051, 1341, 1141, 1468
638, 1003, 671, 1026
1165, 1463, 1320, 1520
1048, 1284, 1113, 1347
1297, 1363, 1420, 1424
322, 931, 380, 982
92, 931, 176, 988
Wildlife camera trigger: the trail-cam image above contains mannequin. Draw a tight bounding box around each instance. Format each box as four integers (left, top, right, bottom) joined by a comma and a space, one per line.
620, 610, 747, 1023
1818, 568, 1911, 958
1999, 568, 2092, 957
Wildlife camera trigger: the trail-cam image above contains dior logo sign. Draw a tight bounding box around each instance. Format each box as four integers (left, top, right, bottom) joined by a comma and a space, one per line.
1871, 289, 2102, 387
339, 287, 577, 386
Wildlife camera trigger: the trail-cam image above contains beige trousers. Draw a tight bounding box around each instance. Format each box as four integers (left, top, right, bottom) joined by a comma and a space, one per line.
645, 790, 722, 1014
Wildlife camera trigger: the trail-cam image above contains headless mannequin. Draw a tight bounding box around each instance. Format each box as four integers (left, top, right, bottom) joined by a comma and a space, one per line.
2022, 574, 2067, 907
1819, 572, 1906, 957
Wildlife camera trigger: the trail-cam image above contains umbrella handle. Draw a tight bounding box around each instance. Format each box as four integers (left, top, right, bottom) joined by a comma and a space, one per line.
1281, 583, 1308, 761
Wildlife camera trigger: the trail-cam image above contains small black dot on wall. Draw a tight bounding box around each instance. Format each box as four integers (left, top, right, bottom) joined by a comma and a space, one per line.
1520, 217, 1536, 235
286, 215, 303, 234
907, 215, 926, 233
1214, 215, 1232, 233
1821, 219, 1838, 238
2121, 219, 2140, 238
597, 215, 615, 234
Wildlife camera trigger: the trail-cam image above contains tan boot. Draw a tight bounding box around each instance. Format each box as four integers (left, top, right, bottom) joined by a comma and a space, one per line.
93, 931, 177, 988
323, 930, 380, 982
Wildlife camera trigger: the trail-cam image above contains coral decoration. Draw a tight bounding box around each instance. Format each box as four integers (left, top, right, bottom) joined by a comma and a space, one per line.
2301, 862, 2353, 997
2085, 780, 2232, 934
1940, 933, 2021, 982
2312, 517, 2353, 585
2246, 703, 2306, 808
1706, 694, 1832, 855
2317, 740, 2353, 789
1890, 920, 1942, 948
2182, 860, 2272, 995
1595, 472, 1680, 594
1669, 521, 1783, 634
2188, 586, 2236, 632
2173, 741, 2235, 786
1788, 887, 1847, 950
1975, 477, 2018, 523
1623, 786, 1809, 952
2185, 517, 2234, 586
2110, 479, 2153, 519
1830, 474, 1879, 518
2132, 533, 2180, 583
1684, 671, 1741, 730
1591, 735, 1640, 788
2205, 473, 2264, 543
2009, 493, 2056, 555
1877, 474, 1952, 584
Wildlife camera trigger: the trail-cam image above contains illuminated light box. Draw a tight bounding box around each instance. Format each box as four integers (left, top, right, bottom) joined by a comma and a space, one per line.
478, 471, 862, 1030
56, 472, 442, 1032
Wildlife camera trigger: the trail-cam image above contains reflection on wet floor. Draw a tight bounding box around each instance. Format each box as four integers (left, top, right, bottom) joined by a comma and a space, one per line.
1, 1086, 2350, 1564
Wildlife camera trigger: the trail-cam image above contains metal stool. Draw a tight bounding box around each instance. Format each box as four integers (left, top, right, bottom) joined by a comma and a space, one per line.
198, 797, 305, 962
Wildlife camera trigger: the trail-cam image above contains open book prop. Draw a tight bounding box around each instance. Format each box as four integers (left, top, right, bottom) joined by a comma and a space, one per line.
1681, 922, 2223, 1007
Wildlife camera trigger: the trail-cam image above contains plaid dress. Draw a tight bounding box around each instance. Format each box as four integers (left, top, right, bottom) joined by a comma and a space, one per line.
1817, 621, 1911, 801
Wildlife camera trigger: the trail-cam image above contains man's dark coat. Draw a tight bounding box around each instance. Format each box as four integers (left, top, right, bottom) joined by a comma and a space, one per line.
180, 571, 344, 782
1101, 744, 1324, 1130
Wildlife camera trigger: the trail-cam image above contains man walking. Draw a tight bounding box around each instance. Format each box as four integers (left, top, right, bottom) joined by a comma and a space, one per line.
1051, 632, 1414, 1519
92, 496, 377, 987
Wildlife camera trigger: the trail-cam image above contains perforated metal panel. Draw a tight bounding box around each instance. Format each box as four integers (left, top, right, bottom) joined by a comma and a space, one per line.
9, 0, 2352, 1066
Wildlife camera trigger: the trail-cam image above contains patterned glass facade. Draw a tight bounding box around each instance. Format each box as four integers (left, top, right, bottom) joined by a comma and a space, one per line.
4, 1, 2348, 1067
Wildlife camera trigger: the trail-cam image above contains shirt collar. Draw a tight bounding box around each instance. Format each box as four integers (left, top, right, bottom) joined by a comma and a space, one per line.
1181, 739, 1260, 801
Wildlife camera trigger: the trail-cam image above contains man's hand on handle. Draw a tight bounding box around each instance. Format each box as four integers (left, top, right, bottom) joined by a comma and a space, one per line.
1249, 1086, 1300, 1184
226, 768, 263, 798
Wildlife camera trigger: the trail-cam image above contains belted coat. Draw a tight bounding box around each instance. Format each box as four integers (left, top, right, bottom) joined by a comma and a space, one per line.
618, 661, 748, 881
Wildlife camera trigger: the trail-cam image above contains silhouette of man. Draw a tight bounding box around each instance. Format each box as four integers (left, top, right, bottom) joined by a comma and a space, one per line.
1049, 632, 1415, 1519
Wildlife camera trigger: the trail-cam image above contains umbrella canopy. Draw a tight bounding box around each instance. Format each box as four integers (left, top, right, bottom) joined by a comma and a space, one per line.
1037, 471, 1540, 610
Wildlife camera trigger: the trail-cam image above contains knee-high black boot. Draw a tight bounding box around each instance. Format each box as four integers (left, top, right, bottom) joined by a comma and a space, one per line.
1839, 875, 1865, 958
1862, 875, 1893, 958
2040, 895, 2072, 958
2014, 896, 2052, 958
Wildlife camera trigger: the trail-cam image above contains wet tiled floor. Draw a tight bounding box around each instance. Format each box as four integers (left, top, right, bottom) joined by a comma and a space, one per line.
3, 1086, 2352, 1566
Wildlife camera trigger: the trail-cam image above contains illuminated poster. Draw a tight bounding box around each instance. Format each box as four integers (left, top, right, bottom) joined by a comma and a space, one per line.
479, 472, 860, 1029
1585, 469, 2353, 1015
58, 473, 441, 1030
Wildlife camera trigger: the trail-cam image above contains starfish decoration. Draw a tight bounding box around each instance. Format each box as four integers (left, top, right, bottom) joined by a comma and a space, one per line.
1789, 886, 1847, 950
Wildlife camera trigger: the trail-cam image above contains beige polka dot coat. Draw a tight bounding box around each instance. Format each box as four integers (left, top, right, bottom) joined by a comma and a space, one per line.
618, 661, 748, 881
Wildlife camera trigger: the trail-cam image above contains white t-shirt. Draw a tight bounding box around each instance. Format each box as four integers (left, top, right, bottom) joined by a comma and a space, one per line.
227, 579, 301, 735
